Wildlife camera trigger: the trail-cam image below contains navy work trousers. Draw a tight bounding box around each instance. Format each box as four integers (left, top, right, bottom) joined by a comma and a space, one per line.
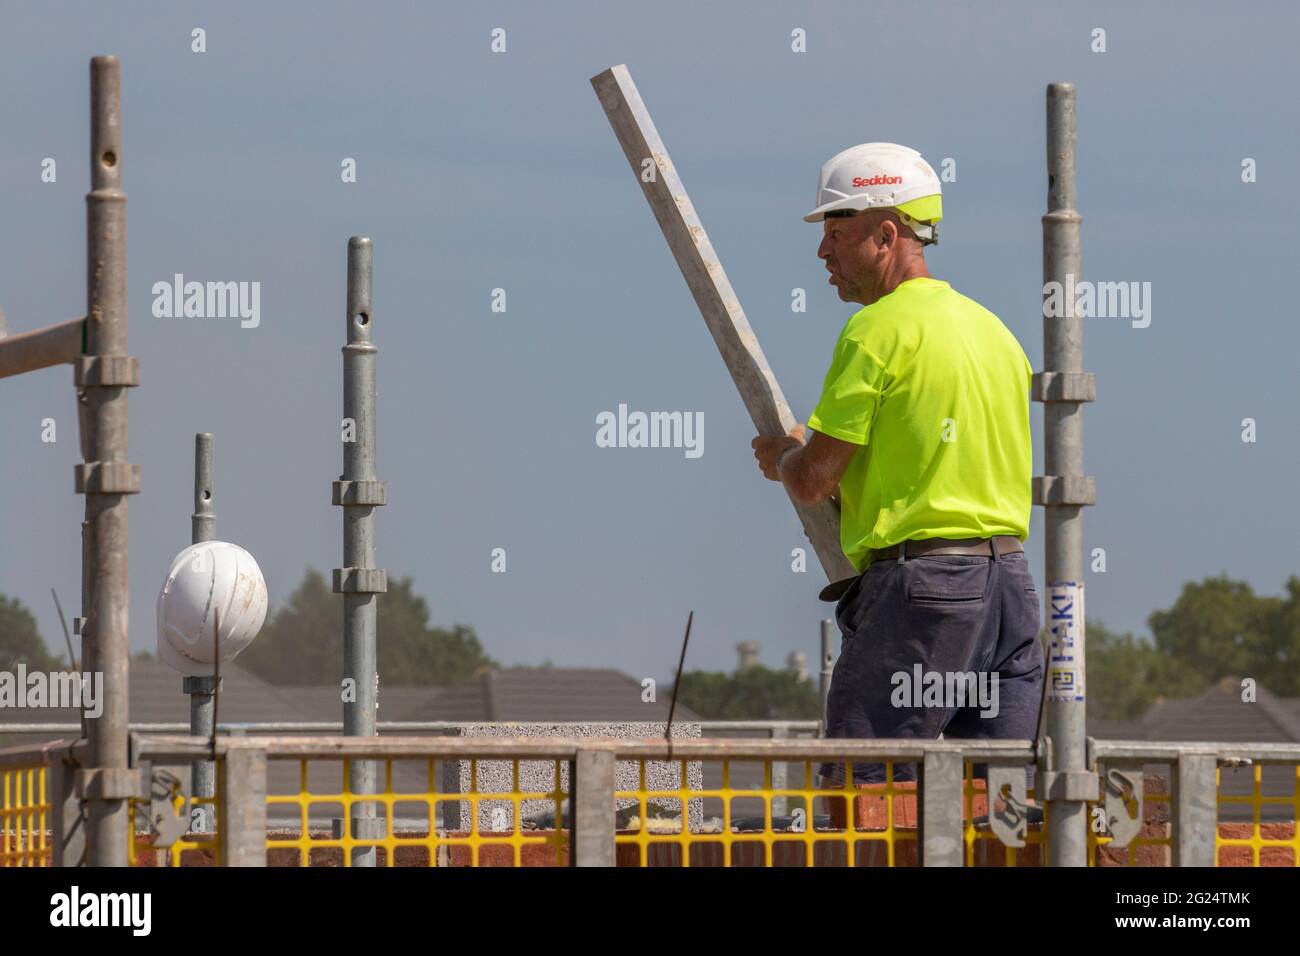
819, 548, 1045, 785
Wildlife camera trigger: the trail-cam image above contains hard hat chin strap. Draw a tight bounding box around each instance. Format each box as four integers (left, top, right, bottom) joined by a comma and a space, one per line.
826, 205, 938, 245
898, 210, 938, 245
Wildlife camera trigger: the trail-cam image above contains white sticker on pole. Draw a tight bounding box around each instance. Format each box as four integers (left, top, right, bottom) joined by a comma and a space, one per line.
1046, 581, 1085, 702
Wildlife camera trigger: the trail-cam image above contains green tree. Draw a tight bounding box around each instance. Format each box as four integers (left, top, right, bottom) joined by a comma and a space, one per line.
0, 595, 61, 671
375, 577, 493, 685
1086, 573, 1300, 719
673, 665, 822, 720
1147, 574, 1280, 690
236, 568, 493, 686
1265, 577, 1300, 695
1084, 619, 1198, 721
237, 568, 338, 683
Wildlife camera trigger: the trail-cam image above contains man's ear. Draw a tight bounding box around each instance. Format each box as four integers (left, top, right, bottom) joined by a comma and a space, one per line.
875, 215, 899, 249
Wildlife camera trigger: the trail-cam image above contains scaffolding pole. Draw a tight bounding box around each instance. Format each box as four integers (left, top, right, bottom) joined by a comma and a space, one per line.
1036, 82, 1098, 867
333, 236, 387, 865
185, 432, 218, 832
78, 56, 141, 867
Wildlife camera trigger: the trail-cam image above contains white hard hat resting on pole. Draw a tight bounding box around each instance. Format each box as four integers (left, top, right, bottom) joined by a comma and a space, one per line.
804, 142, 943, 244
156, 540, 268, 676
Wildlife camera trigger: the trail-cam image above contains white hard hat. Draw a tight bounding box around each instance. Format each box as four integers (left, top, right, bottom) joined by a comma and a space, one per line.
156, 541, 268, 676
804, 142, 943, 243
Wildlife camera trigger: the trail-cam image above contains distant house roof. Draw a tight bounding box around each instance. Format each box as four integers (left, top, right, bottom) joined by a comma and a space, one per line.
266, 685, 437, 723
0, 661, 699, 738
1082, 676, 1300, 742
11, 663, 1293, 742
1135, 677, 1300, 742
1, 657, 330, 736
1087, 715, 1144, 739
129, 657, 323, 723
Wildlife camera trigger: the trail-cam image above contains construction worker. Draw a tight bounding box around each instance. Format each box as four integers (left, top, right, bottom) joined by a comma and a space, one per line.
751, 143, 1044, 820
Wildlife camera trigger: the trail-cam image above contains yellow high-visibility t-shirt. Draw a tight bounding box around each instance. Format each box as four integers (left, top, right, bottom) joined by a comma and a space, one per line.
807, 277, 1033, 572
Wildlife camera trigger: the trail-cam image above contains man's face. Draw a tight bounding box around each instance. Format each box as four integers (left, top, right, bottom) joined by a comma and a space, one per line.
817, 211, 889, 306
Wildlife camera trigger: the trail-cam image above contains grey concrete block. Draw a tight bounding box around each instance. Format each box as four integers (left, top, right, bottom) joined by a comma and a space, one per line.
436, 722, 703, 834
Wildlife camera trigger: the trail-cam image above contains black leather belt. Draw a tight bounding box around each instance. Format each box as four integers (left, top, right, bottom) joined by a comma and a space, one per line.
818, 535, 1025, 602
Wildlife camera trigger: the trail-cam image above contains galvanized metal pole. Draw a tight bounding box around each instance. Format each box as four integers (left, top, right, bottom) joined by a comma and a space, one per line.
185, 432, 217, 832
819, 619, 834, 737
332, 236, 387, 866
1036, 83, 1097, 867
192, 433, 215, 543
78, 56, 141, 867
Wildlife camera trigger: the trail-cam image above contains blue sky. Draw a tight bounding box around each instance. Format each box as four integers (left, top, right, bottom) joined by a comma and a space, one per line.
2, 1, 1297, 682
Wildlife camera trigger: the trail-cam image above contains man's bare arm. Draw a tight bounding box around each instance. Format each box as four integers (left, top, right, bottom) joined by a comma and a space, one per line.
781, 429, 860, 505
752, 426, 860, 506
